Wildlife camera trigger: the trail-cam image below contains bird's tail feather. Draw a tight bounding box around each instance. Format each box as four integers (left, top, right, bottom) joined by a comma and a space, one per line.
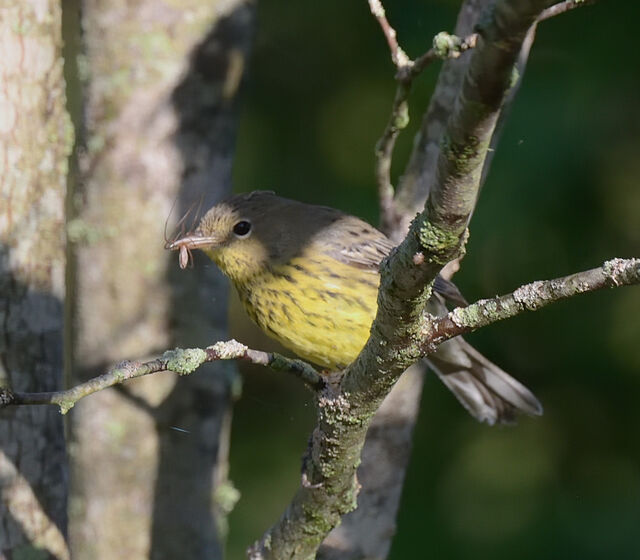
426, 337, 542, 425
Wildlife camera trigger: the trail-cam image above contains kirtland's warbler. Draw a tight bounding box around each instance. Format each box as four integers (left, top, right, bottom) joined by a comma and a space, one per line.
169, 191, 542, 424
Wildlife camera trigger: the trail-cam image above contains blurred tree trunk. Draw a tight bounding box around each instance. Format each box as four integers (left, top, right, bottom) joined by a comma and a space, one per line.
0, 1, 71, 558
66, 1, 255, 558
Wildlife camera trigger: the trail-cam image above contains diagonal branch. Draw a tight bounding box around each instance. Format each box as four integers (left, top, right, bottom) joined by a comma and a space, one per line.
539, 0, 597, 22
367, 0, 410, 68
248, 255, 640, 560
349, 0, 558, 402
395, 0, 598, 231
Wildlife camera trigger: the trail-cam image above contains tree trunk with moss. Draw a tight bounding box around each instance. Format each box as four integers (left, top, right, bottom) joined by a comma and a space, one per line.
0, 1, 71, 558
66, 1, 254, 558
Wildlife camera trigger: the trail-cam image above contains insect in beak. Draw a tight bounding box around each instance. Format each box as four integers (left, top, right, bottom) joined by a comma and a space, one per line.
179, 245, 189, 269
166, 234, 220, 270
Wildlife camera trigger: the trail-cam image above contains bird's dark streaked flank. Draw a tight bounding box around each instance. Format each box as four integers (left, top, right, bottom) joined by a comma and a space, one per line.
169, 191, 542, 425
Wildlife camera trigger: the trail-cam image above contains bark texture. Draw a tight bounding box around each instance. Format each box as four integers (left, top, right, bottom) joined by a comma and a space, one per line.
318, 368, 423, 560
0, 1, 71, 557
67, 0, 254, 558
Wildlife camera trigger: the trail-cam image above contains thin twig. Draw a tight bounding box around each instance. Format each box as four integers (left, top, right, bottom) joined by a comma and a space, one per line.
538, 0, 596, 22
369, 5, 478, 232
368, 0, 411, 231
425, 258, 640, 350
367, 0, 410, 68
374, 83, 409, 233
0, 340, 324, 414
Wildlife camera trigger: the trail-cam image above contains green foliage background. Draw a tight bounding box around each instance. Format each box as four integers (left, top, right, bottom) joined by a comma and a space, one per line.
226, 1, 640, 557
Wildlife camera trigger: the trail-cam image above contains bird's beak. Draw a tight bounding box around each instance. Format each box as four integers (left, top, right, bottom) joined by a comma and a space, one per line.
165, 233, 220, 251
166, 232, 221, 269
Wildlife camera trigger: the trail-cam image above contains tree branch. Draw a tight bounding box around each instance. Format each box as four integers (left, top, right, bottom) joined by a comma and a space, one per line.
426, 258, 640, 349
373, 0, 596, 234
249, 254, 640, 560
0, 341, 324, 414
350, 0, 557, 402
367, 0, 410, 69
249, 3, 569, 555
324, 3, 492, 557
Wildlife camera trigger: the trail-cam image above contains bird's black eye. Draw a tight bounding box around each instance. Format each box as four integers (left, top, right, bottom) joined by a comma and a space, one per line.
233, 220, 252, 237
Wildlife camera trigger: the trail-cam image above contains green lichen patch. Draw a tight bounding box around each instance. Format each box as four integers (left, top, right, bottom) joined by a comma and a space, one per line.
214, 480, 241, 515
58, 399, 75, 415
417, 221, 461, 264
432, 31, 462, 58
163, 348, 207, 376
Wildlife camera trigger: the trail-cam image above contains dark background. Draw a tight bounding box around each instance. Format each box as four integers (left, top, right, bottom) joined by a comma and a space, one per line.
221, 1, 640, 557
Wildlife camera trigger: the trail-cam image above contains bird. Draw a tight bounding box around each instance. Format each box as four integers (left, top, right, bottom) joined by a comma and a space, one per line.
168, 191, 542, 425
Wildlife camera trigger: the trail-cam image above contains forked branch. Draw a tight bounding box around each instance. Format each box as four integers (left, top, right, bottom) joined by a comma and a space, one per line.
371, 0, 597, 233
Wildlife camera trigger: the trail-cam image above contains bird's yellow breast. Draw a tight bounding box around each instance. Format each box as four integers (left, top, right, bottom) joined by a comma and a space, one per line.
234, 254, 379, 370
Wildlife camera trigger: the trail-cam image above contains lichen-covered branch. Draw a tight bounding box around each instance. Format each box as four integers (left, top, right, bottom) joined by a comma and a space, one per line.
324, 3, 490, 557
250, 256, 639, 560
256, 1, 607, 557
0, 341, 323, 414
351, 0, 557, 403
247, 1, 558, 558
395, 0, 596, 234
259, 2, 604, 557
247, 258, 640, 560
426, 258, 640, 349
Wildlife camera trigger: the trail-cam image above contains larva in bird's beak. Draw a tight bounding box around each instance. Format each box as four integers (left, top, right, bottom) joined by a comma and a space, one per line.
179, 245, 189, 269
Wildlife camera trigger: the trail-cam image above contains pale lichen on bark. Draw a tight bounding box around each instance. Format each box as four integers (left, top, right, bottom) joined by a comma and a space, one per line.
164, 348, 208, 375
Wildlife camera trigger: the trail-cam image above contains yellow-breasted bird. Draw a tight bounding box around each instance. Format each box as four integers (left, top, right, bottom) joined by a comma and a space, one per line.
169, 191, 542, 425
